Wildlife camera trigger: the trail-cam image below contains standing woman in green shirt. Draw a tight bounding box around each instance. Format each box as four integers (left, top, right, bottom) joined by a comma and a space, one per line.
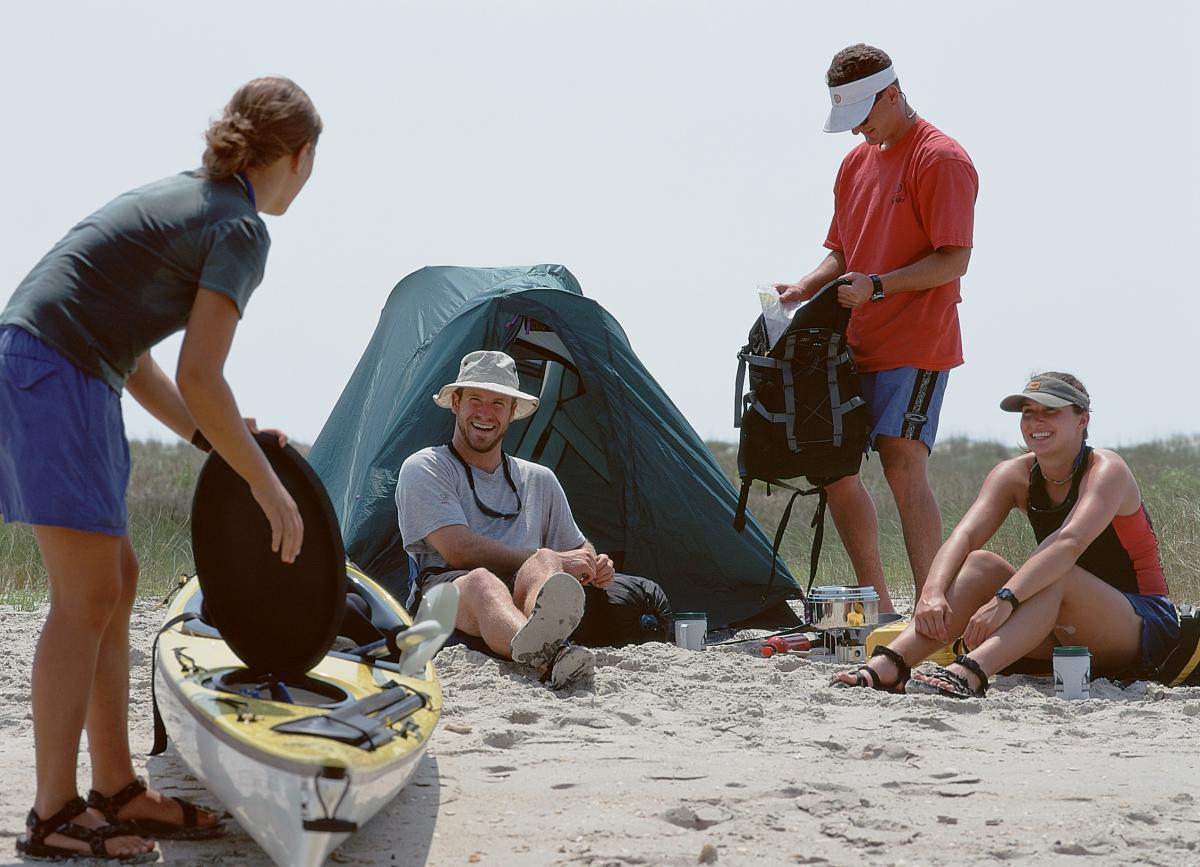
0, 77, 320, 861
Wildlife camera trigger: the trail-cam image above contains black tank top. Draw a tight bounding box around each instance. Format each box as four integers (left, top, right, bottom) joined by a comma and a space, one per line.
1026, 445, 1141, 594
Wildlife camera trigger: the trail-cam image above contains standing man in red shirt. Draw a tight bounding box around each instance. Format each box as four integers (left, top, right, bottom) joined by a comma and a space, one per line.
776, 44, 978, 612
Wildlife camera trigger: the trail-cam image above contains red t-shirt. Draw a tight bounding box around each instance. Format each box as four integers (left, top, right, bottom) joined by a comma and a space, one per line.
824, 119, 978, 372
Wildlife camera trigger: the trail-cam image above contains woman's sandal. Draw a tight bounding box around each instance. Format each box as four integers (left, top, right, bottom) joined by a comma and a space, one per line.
15, 796, 157, 863
831, 644, 911, 693
87, 777, 224, 840
907, 654, 989, 699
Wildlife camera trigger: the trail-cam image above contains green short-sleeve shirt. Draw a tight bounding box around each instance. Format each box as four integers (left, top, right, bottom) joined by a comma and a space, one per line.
0, 171, 270, 391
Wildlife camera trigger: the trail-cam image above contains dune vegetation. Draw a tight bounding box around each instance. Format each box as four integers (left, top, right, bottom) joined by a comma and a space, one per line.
2, 437, 1197, 607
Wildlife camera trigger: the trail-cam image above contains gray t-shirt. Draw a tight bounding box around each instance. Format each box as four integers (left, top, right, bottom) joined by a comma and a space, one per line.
397, 445, 587, 575
0, 171, 269, 391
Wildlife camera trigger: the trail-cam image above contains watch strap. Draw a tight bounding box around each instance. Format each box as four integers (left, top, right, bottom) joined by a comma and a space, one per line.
995, 588, 1020, 610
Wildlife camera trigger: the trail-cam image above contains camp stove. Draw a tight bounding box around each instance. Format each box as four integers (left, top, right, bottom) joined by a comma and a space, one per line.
806, 586, 881, 664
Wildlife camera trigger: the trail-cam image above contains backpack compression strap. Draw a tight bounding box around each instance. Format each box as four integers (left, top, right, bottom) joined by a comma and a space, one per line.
761, 480, 828, 602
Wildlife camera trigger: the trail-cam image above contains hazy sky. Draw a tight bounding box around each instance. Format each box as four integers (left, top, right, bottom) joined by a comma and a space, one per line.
2, 2, 1197, 449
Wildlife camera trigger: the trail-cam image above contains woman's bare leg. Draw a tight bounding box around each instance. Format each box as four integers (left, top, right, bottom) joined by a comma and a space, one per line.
917, 565, 1143, 692
30, 526, 151, 857
832, 550, 1015, 688
968, 565, 1143, 675
85, 536, 138, 793
84, 537, 220, 829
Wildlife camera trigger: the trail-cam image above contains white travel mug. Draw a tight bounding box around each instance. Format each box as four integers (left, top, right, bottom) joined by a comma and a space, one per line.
1053, 646, 1091, 699
673, 613, 707, 651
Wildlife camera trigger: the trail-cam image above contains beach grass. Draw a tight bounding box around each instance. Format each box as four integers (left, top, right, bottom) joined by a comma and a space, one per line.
708, 435, 1200, 604
1, 437, 1197, 606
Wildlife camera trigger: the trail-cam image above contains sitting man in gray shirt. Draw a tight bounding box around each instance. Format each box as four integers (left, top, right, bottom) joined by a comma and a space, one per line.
397, 350, 612, 690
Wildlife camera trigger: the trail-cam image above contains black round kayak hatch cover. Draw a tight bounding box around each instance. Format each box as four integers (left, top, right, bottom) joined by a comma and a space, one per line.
191, 432, 346, 677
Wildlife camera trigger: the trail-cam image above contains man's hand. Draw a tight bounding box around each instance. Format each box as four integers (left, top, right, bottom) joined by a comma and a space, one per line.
962, 596, 1013, 650
559, 548, 599, 585
913, 592, 953, 644
774, 282, 807, 305
836, 272, 873, 308
592, 554, 615, 590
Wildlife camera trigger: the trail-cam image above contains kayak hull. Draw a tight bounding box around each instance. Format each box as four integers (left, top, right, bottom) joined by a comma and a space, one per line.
154, 566, 442, 867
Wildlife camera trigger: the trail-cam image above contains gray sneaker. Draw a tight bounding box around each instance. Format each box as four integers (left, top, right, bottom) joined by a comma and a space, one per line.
510, 572, 585, 672
548, 643, 595, 690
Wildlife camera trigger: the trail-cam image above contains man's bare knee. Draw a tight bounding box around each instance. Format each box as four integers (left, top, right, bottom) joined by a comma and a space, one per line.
455, 569, 511, 606
519, 547, 559, 573
878, 439, 929, 487
824, 473, 866, 503
452, 569, 513, 633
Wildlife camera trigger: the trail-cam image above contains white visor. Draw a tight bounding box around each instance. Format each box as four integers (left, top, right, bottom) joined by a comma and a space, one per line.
824, 65, 898, 133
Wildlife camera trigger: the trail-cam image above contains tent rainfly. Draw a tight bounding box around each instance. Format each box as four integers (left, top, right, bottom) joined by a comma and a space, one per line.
308, 265, 799, 626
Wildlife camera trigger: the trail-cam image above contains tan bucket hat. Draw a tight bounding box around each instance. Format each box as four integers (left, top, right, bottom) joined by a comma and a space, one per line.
433, 350, 539, 419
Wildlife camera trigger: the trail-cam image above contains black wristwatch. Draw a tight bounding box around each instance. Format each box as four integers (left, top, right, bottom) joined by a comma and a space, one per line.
868, 273, 886, 303
995, 588, 1020, 610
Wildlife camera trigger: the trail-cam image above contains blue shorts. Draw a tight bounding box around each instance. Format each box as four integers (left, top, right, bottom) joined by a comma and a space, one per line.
1123, 593, 1181, 678
860, 367, 950, 454
0, 325, 129, 535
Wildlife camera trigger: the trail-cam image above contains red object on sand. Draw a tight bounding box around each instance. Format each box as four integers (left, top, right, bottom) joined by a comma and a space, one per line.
760, 635, 813, 657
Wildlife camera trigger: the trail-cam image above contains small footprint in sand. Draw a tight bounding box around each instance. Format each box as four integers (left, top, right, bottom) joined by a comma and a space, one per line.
898, 714, 957, 732
482, 730, 527, 749
860, 743, 918, 762
661, 804, 728, 830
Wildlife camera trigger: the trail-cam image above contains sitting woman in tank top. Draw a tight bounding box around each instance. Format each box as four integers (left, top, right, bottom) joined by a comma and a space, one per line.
831, 371, 1180, 698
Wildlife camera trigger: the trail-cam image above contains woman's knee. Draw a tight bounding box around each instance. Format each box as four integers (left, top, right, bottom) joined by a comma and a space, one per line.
47, 574, 124, 630
116, 547, 139, 609
957, 550, 1014, 590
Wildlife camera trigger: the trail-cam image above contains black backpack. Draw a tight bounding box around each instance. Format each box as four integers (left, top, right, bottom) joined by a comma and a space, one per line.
733, 278, 870, 596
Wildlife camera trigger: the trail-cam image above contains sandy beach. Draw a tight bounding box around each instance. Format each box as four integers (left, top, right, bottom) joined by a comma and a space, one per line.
1, 601, 1198, 867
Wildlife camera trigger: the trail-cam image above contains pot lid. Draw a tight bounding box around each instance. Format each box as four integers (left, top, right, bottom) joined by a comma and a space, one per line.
809, 585, 880, 601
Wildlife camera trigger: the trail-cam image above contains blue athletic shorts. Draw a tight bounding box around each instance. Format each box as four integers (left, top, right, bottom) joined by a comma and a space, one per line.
859, 367, 950, 454
1123, 593, 1181, 678
0, 325, 129, 535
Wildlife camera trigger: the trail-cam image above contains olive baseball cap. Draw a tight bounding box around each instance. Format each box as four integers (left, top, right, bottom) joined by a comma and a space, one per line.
1000, 376, 1090, 412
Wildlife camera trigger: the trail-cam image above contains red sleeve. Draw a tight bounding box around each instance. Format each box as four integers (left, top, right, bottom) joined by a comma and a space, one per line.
823, 211, 842, 252
915, 157, 978, 250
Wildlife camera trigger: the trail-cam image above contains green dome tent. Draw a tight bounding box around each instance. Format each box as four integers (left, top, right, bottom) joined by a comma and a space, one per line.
308, 264, 799, 626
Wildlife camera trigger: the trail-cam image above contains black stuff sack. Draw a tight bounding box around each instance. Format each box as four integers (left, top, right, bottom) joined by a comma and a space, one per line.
571, 573, 673, 647
1154, 609, 1200, 687
732, 278, 871, 596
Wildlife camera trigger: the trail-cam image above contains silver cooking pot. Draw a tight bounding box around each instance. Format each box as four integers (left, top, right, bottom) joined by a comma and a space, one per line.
808, 586, 880, 631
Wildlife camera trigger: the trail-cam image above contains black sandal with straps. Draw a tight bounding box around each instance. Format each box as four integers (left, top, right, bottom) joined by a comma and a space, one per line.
831, 644, 911, 693
907, 653, 990, 699
15, 796, 156, 863
87, 777, 224, 840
